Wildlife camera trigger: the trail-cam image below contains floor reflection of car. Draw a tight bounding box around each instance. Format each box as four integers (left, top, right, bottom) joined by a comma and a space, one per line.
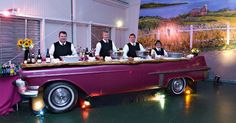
15, 56, 209, 113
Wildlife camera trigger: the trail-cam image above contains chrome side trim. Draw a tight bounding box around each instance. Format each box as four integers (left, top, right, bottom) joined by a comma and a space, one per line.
28, 86, 40, 90
149, 67, 210, 75
21, 90, 38, 97
23, 70, 129, 78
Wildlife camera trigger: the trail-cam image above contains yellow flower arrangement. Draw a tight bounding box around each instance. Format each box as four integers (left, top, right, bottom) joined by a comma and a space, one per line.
191, 48, 200, 56
17, 38, 34, 50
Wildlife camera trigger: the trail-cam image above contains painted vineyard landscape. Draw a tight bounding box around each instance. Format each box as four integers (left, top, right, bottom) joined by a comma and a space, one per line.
138, 0, 236, 52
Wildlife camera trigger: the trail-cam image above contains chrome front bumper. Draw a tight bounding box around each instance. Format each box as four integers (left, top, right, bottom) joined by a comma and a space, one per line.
15, 79, 39, 97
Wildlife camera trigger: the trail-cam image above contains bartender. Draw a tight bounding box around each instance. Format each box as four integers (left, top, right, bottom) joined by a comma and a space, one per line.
95, 31, 117, 60
49, 31, 77, 60
123, 33, 145, 58
151, 40, 168, 58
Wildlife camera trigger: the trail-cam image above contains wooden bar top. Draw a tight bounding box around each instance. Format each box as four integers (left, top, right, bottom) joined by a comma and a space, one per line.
21, 57, 190, 69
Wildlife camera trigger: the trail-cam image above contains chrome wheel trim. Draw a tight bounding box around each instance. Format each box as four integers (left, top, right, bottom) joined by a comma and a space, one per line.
51, 88, 71, 107
48, 85, 75, 111
171, 78, 186, 95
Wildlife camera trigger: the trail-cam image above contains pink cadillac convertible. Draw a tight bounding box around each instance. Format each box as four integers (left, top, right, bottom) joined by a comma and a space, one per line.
16, 56, 209, 113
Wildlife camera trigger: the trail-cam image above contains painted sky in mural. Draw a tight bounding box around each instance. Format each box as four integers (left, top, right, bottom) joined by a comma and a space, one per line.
140, 0, 236, 18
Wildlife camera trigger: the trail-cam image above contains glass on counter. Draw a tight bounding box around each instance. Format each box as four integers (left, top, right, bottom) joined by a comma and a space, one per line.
110, 51, 124, 59
136, 50, 151, 59
77, 48, 96, 61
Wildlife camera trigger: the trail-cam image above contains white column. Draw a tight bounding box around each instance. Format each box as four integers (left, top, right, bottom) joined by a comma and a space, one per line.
72, 0, 77, 46
73, 23, 77, 47
87, 23, 92, 50
24, 19, 27, 38
40, 18, 46, 55
125, 0, 141, 39
111, 27, 116, 43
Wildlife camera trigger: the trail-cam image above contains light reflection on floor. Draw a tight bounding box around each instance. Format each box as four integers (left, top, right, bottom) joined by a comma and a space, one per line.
1, 81, 236, 123
148, 92, 166, 110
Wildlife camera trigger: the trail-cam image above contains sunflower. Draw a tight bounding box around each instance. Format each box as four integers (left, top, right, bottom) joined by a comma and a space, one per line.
191, 48, 200, 54
17, 38, 34, 50
17, 39, 24, 47
24, 38, 29, 41
23, 41, 30, 48
28, 39, 33, 45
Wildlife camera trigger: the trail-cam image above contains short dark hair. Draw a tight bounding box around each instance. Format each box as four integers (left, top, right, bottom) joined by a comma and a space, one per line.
103, 31, 109, 34
129, 33, 136, 38
59, 31, 67, 37
155, 40, 162, 45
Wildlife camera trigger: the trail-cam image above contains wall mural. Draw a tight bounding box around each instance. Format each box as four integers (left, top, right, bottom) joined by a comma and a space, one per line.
138, 0, 236, 53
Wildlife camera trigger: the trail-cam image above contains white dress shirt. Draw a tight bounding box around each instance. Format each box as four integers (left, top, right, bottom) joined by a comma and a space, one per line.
49, 41, 78, 59
151, 48, 168, 57
123, 42, 145, 58
95, 39, 117, 56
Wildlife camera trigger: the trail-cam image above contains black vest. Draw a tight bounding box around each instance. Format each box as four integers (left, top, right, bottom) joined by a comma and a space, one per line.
127, 42, 140, 57
53, 41, 72, 60
153, 48, 164, 56
99, 40, 113, 57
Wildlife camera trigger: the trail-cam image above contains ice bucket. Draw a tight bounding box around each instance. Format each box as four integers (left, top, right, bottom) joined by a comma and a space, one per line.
168, 52, 183, 58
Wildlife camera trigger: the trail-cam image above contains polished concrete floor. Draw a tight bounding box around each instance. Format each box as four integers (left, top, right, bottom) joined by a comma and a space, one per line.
1, 81, 236, 123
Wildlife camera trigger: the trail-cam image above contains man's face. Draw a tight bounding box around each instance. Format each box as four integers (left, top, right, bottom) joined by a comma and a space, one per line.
156, 42, 161, 48
102, 32, 109, 41
59, 33, 67, 43
129, 35, 136, 43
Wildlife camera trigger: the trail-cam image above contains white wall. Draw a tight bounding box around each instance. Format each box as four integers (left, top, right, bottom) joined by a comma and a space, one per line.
75, 0, 131, 49
76, 0, 127, 27
76, 0, 141, 49
0, 0, 71, 20
202, 49, 236, 82
0, 0, 72, 54
0, 0, 141, 54
115, 28, 127, 48
125, 0, 141, 40
44, 21, 72, 54
76, 24, 90, 50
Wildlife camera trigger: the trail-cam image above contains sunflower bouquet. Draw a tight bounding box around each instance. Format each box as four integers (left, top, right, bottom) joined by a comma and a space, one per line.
17, 38, 34, 50
191, 48, 200, 56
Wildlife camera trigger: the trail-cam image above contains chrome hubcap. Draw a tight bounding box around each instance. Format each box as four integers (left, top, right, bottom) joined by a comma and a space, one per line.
173, 79, 184, 93
51, 88, 71, 107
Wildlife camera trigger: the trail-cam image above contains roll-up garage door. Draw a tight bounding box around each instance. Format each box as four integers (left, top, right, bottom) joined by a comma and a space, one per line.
0, 17, 40, 64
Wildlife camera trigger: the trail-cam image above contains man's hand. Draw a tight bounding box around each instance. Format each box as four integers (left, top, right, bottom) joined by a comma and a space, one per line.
128, 57, 134, 61
95, 56, 103, 60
